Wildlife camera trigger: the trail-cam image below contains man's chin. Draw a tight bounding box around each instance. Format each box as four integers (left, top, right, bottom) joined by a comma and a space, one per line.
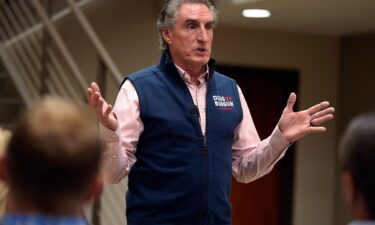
193, 56, 210, 65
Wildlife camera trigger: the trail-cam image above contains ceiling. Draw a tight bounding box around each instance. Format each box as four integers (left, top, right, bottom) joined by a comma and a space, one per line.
216, 0, 375, 36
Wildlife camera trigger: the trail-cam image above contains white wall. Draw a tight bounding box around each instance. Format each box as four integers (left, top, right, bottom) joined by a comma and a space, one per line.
58, 0, 340, 224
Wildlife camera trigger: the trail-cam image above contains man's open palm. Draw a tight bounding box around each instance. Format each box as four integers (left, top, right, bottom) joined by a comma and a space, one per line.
87, 82, 117, 131
278, 93, 335, 143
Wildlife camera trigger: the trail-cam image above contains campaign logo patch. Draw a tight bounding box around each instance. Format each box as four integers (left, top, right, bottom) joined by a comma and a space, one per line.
213, 95, 234, 110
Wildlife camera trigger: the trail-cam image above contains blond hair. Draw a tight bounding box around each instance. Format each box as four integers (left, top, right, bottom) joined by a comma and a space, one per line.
0, 127, 10, 215
6, 96, 101, 213
0, 128, 11, 155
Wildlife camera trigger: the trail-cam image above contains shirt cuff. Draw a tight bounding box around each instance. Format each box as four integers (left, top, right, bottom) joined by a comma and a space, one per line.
269, 125, 290, 153
99, 123, 119, 142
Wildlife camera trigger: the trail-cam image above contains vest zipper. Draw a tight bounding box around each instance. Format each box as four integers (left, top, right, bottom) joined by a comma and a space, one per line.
202, 133, 208, 154
190, 82, 209, 224
194, 105, 208, 224
200, 131, 209, 224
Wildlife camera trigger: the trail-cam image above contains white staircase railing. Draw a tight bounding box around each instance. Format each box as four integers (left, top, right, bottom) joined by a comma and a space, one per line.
0, 1, 127, 225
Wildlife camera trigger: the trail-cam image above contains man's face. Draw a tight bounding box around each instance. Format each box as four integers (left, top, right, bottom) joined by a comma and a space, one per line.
162, 3, 214, 72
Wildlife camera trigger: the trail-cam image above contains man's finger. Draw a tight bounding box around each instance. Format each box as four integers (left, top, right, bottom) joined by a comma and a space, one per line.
310, 107, 335, 120
97, 98, 105, 115
86, 88, 91, 101
285, 92, 297, 111
104, 104, 112, 117
92, 92, 101, 108
87, 88, 96, 108
305, 126, 327, 135
307, 101, 330, 116
311, 114, 334, 126
91, 82, 101, 94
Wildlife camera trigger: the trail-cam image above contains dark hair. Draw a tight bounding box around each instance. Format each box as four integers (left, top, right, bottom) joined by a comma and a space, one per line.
340, 112, 375, 219
156, 0, 218, 50
6, 97, 101, 212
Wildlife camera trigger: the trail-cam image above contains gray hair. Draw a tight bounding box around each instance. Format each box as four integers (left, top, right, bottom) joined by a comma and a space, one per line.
156, 0, 218, 50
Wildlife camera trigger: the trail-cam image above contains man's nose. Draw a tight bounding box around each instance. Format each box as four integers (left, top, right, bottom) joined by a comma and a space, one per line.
197, 26, 209, 42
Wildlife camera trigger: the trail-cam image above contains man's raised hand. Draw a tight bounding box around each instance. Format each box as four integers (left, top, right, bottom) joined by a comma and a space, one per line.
87, 82, 117, 131
278, 93, 335, 143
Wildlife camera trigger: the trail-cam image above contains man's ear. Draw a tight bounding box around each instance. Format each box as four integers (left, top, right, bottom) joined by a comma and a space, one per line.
342, 171, 356, 205
162, 29, 172, 45
85, 175, 103, 201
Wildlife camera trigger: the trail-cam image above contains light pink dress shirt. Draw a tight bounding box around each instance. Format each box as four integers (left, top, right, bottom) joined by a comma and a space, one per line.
100, 65, 290, 184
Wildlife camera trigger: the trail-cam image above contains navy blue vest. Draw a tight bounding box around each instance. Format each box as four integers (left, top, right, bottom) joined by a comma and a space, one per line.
125, 51, 243, 225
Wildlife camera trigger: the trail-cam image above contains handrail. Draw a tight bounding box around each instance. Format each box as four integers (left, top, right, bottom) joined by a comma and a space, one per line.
1, 1, 126, 224
3, 0, 92, 47
0, 11, 40, 90
0, 43, 37, 107
65, 0, 123, 84
16, 0, 82, 101
30, 0, 88, 92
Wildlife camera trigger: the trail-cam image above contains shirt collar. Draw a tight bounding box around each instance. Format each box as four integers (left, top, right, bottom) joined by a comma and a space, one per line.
174, 64, 209, 85
158, 49, 216, 82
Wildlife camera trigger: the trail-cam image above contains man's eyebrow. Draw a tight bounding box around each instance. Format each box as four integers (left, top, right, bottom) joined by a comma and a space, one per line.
184, 19, 198, 24
184, 19, 215, 24
206, 20, 215, 25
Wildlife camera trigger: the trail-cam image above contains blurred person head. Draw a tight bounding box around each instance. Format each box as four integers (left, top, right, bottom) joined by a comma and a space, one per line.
340, 112, 375, 220
0, 97, 102, 215
0, 127, 11, 215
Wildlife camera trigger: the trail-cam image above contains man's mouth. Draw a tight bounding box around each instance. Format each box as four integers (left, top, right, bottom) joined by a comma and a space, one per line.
196, 48, 206, 53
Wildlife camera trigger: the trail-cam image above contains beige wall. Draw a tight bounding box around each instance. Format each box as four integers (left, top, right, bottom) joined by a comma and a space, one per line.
214, 25, 339, 225
335, 32, 375, 225
58, 0, 340, 225
338, 32, 375, 135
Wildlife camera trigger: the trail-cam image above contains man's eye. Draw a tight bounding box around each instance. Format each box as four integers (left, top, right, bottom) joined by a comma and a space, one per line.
186, 23, 197, 29
206, 24, 213, 30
